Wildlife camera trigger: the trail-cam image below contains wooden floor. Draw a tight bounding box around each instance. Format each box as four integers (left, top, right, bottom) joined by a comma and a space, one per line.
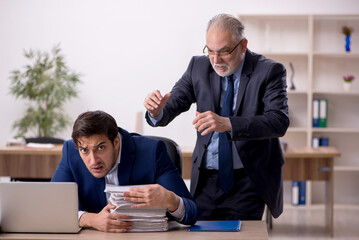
268, 205, 359, 240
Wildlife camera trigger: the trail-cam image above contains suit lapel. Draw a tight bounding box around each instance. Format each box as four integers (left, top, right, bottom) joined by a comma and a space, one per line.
234, 50, 256, 115
210, 71, 221, 114
93, 177, 107, 207
117, 128, 135, 185
234, 74, 250, 115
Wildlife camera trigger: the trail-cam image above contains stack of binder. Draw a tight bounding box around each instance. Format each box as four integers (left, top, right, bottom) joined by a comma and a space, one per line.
104, 184, 168, 232
312, 98, 328, 128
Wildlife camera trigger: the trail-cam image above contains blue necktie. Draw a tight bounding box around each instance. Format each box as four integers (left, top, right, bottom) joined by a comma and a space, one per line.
219, 75, 234, 193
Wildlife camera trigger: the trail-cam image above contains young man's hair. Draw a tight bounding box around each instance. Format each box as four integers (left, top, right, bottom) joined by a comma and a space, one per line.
72, 110, 118, 147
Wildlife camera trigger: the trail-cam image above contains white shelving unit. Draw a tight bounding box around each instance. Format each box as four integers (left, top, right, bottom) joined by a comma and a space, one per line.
238, 14, 359, 206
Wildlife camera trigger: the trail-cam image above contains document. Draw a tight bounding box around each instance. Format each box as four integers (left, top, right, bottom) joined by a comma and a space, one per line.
104, 184, 168, 232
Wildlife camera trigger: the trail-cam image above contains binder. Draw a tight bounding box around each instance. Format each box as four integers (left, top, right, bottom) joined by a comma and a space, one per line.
189, 220, 241, 232
291, 181, 299, 206
298, 181, 306, 205
312, 98, 319, 127
319, 98, 328, 128
319, 137, 329, 146
312, 137, 320, 148
314, 136, 330, 147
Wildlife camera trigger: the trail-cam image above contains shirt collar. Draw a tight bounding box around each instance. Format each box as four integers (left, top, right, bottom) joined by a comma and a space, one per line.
232, 53, 245, 80
107, 133, 122, 176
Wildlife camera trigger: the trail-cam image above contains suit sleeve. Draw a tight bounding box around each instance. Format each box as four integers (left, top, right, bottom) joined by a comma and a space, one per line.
145, 57, 197, 127
153, 141, 198, 225
229, 61, 289, 140
51, 141, 75, 182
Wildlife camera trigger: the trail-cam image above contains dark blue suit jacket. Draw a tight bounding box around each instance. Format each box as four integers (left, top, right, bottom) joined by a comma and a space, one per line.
51, 128, 198, 225
146, 50, 289, 218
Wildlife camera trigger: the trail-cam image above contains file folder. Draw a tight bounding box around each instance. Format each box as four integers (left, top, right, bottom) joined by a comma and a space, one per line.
320, 137, 329, 146
312, 137, 320, 148
291, 181, 299, 205
312, 98, 319, 127
189, 220, 242, 232
298, 181, 306, 205
319, 98, 328, 128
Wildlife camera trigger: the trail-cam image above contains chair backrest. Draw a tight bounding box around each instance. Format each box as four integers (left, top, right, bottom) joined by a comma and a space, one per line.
146, 136, 182, 175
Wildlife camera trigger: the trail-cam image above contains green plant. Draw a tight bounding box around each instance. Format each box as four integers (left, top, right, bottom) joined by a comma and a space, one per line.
9, 44, 81, 138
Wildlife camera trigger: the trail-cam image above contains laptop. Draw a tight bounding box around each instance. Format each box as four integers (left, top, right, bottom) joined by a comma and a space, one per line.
0, 182, 80, 233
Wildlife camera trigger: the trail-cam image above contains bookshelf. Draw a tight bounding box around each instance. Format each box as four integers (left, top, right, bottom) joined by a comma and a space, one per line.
238, 14, 359, 206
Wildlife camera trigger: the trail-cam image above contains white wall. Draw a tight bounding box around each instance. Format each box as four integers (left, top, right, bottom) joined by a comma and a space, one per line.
1, 0, 359, 147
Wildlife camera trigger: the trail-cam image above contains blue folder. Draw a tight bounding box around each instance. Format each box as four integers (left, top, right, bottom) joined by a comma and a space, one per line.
189, 220, 242, 232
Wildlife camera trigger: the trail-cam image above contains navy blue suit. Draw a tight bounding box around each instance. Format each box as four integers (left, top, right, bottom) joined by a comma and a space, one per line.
51, 127, 198, 225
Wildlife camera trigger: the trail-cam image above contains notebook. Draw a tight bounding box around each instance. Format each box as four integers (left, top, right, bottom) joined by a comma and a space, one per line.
0, 182, 80, 233
189, 220, 242, 232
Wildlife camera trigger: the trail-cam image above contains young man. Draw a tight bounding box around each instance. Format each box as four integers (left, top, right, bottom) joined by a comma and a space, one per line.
144, 13, 289, 220
51, 110, 197, 232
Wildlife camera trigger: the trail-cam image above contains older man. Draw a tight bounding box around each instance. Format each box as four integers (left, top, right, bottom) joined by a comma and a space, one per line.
144, 13, 289, 220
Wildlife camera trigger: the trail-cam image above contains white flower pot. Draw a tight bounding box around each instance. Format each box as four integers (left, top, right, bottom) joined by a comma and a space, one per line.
343, 81, 352, 91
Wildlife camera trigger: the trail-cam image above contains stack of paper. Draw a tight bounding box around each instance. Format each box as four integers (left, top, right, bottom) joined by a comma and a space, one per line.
104, 184, 168, 232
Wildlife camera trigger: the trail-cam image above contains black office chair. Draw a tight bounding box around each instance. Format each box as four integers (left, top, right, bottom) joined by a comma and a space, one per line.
146, 135, 182, 176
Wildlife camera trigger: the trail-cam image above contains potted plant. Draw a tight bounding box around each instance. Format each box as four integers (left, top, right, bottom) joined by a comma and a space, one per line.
342, 74, 355, 91
9, 44, 81, 143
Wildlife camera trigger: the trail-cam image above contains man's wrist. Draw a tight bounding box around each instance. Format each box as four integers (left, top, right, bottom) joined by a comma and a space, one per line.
167, 191, 180, 212
148, 110, 164, 125
79, 212, 94, 228
168, 196, 185, 221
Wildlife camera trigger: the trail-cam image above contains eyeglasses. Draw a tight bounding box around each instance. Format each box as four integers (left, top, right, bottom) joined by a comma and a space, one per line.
203, 39, 244, 57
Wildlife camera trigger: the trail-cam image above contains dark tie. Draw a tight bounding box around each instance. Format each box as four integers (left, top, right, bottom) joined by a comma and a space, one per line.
219, 75, 234, 193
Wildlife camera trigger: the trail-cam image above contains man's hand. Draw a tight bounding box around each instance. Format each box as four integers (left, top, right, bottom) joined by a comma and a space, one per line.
144, 90, 171, 118
79, 204, 132, 233
192, 111, 232, 136
123, 184, 180, 212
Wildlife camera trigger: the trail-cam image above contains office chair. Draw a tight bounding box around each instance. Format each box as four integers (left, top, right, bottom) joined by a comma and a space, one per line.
146, 136, 182, 176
